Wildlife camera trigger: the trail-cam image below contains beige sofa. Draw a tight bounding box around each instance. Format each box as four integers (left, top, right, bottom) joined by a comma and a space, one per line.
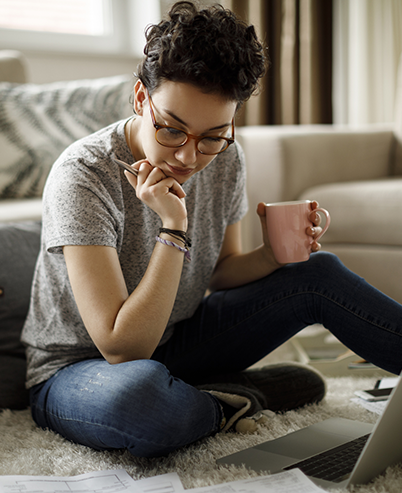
1, 50, 402, 305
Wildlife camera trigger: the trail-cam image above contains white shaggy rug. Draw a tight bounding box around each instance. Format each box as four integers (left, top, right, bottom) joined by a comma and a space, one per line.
1, 347, 401, 493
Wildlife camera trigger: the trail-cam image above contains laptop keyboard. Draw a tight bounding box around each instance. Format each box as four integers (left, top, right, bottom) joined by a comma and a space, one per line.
284, 434, 371, 483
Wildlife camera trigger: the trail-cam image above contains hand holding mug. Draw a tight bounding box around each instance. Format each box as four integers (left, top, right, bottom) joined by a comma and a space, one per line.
264, 200, 331, 264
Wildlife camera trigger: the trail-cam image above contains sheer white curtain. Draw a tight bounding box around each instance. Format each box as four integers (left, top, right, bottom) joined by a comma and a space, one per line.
333, 0, 402, 125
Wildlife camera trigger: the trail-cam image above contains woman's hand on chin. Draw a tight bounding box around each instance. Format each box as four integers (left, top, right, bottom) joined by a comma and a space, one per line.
125, 159, 187, 230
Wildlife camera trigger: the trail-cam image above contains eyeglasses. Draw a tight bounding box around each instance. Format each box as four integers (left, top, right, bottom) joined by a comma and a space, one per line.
147, 92, 235, 155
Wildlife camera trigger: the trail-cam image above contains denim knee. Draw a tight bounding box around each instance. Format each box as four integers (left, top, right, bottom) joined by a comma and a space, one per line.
106, 359, 220, 456
300, 251, 350, 287
95, 359, 176, 423
111, 358, 172, 397
308, 251, 343, 271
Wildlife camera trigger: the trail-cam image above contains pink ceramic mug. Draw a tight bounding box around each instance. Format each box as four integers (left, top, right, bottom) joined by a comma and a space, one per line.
265, 200, 331, 263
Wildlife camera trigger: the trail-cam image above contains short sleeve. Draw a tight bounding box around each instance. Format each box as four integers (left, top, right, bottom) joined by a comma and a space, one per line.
43, 156, 124, 254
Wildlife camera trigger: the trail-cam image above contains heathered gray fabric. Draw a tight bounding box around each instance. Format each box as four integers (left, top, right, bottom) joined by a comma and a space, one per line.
21, 118, 248, 388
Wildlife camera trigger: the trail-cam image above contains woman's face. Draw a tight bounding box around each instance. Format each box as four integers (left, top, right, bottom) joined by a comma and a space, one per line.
131, 80, 237, 185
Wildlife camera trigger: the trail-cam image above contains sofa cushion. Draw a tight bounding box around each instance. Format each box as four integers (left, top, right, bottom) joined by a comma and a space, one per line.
0, 75, 132, 199
300, 178, 402, 246
0, 221, 41, 409
0, 198, 42, 224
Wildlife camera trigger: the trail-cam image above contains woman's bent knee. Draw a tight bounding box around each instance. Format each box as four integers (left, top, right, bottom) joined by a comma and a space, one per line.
31, 359, 219, 457
309, 251, 342, 269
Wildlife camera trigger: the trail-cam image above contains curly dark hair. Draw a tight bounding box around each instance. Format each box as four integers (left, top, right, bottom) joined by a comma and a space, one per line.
136, 1, 267, 103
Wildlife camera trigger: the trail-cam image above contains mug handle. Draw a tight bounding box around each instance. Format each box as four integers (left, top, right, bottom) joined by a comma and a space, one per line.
313, 208, 331, 242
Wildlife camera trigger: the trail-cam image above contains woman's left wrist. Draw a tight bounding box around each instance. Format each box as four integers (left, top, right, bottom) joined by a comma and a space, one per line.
261, 243, 283, 269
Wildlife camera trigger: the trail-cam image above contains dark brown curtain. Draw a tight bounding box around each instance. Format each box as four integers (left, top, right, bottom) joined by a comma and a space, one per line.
223, 0, 333, 125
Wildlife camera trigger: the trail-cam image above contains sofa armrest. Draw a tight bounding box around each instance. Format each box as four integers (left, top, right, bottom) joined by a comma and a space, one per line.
237, 124, 395, 202
0, 50, 28, 83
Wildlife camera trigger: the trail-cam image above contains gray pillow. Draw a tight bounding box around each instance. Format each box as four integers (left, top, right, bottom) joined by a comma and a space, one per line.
0, 221, 41, 409
0, 75, 132, 199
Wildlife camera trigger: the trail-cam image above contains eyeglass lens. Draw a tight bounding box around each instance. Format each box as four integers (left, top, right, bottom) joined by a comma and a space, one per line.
155, 127, 229, 154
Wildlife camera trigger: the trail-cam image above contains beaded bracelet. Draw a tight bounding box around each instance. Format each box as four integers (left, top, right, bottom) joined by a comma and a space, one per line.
155, 236, 191, 262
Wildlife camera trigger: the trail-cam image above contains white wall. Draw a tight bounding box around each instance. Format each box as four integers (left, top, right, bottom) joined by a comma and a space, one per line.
20, 51, 140, 84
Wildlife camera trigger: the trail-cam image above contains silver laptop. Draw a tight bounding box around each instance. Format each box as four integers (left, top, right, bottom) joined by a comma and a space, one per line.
217, 373, 402, 489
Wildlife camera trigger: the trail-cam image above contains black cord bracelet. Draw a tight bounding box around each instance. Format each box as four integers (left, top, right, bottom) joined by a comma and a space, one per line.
159, 228, 192, 249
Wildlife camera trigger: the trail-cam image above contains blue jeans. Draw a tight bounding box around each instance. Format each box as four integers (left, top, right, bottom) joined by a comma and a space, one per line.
30, 252, 402, 457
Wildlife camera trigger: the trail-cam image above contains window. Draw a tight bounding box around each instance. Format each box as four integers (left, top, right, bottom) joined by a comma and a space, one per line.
0, 0, 161, 56
0, 0, 107, 36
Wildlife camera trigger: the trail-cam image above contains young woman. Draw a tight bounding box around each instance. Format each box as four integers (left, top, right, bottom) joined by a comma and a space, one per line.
22, 1, 402, 458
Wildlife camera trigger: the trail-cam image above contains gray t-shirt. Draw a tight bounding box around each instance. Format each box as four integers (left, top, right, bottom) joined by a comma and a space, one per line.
21, 118, 248, 388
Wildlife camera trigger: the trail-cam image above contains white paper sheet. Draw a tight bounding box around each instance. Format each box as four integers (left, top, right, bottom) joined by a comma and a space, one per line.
0, 467, 325, 493
134, 473, 184, 493
0, 469, 137, 493
189, 469, 326, 493
351, 397, 387, 415
377, 377, 398, 389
